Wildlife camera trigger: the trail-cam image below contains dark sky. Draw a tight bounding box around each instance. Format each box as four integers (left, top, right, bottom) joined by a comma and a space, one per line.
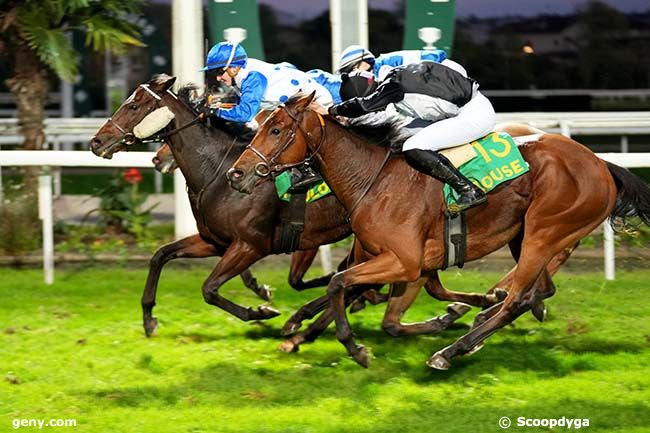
258, 0, 649, 19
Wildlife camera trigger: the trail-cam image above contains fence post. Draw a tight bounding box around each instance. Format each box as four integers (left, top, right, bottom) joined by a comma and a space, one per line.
603, 221, 615, 280
173, 170, 195, 239
38, 174, 54, 285
319, 245, 333, 275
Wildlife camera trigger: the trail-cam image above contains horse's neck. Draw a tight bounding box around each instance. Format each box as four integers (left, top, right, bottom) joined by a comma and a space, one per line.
316, 121, 390, 211
163, 94, 236, 193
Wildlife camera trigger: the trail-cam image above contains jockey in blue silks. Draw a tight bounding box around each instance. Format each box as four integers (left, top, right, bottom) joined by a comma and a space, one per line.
337, 45, 447, 80
200, 42, 332, 188
200, 42, 333, 123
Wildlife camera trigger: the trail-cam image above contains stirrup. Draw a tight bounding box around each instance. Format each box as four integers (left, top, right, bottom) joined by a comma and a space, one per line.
447, 193, 487, 214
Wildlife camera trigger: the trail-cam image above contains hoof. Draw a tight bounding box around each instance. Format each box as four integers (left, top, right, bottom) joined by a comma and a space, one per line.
144, 317, 158, 338
531, 301, 547, 322
349, 299, 366, 314
427, 352, 451, 370
257, 285, 273, 302
494, 288, 508, 301
447, 302, 472, 317
465, 342, 484, 356
280, 321, 301, 337
486, 288, 508, 305
353, 345, 371, 368
257, 305, 281, 320
279, 339, 299, 353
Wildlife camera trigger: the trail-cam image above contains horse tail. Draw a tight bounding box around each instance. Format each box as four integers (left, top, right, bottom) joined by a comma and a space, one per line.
606, 161, 650, 228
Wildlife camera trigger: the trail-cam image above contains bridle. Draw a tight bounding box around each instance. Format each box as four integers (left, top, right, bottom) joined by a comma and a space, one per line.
106, 84, 204, 147
244, 104, 392, 220
245, 105, 326, 178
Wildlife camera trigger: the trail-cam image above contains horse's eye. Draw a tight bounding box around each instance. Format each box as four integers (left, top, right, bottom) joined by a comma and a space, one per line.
130, 104, 138, 110
270, 128, 281, 135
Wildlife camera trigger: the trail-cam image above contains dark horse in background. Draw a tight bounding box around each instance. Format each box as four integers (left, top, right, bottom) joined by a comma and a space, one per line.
228, 93, 650, 369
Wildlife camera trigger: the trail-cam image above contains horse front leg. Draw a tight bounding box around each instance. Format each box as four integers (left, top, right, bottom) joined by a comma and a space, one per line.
201, 241, 280, 321
281, 293, 330, 336
328, 251, 421, 367
382, 279, 471, 337
279, 285, 372, 352
142, 234, 218, 337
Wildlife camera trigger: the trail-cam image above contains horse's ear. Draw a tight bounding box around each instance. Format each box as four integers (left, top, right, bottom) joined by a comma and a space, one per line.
148, 74, 177, 93
293, 91, 317, 113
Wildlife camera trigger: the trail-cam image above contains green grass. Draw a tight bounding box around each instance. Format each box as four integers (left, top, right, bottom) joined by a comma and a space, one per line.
1, 265, 649, 433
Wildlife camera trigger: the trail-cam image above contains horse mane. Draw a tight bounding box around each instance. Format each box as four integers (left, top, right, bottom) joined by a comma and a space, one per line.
282, 93, 410, 151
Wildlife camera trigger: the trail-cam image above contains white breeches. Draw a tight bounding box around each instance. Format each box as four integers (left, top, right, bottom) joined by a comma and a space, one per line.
401, 92, 496, 152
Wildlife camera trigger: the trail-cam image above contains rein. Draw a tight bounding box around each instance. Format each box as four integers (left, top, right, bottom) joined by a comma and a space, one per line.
347, 148, 391, 219
245, 105, 391, 220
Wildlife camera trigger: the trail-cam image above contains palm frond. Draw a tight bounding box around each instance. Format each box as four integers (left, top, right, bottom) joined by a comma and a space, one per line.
83, 15, 145, 53
17, 5, 78, 82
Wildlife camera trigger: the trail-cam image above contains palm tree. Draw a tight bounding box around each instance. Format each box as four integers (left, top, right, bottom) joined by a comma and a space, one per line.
0, 0, 144, 190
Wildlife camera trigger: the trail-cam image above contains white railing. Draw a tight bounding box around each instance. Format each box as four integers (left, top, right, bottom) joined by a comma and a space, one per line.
2, 112, 650, 283
1, 150, 649, 284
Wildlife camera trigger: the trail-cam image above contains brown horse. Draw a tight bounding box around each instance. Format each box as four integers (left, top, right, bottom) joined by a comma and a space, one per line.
228, 93, 650, 369
90, 76, 352, 336
151, 142, 338, 300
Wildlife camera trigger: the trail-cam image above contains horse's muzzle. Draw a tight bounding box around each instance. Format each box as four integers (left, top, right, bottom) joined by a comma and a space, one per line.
227, 167, 254, 194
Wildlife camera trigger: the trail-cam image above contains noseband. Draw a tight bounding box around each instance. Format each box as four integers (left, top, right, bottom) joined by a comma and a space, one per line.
106, 84, 201, 146
246, 106, 326, 177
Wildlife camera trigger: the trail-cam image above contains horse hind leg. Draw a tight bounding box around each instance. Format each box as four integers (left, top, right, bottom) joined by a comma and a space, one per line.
201, 241, 280, 321
288, 249, 335, 291
240, 269, 273, 302
430, 213, 600, 370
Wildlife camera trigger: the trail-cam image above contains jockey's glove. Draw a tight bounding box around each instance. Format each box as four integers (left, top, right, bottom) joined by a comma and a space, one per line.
328, 99, 366, 118
198, 106, 219, 118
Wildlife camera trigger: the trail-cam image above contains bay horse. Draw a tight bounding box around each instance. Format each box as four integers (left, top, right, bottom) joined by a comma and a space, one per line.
89, 75, 474, 338
227, 92, 650, 369
151, 142, 342, 309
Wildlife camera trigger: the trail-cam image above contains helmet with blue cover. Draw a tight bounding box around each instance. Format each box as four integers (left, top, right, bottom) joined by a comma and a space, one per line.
202, 42, 248, 75
337, 45, 375, 74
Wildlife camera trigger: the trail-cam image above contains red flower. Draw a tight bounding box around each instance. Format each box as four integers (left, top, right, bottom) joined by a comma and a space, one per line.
124, 168, 143, 184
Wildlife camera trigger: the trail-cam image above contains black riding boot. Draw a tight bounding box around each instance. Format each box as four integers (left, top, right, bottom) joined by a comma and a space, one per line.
288, 165, 322, 193
404, 148, 487, 213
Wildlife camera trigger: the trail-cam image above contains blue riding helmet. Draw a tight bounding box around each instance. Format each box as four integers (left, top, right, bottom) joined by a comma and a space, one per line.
337, 45, 375, 73
202, 42, 248, 72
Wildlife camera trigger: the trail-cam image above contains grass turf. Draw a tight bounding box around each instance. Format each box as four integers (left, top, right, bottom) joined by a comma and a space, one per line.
0, 265, 649, 432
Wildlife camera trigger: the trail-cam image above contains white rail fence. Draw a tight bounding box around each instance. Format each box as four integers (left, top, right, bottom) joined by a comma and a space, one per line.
1, 112, 650, 284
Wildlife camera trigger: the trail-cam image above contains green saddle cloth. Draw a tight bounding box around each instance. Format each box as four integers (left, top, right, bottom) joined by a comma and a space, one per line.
274, 172, 333, 203
444, 132, 529, 205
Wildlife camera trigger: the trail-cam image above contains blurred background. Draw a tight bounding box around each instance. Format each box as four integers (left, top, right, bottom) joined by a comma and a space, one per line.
0, 0, 649, 266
